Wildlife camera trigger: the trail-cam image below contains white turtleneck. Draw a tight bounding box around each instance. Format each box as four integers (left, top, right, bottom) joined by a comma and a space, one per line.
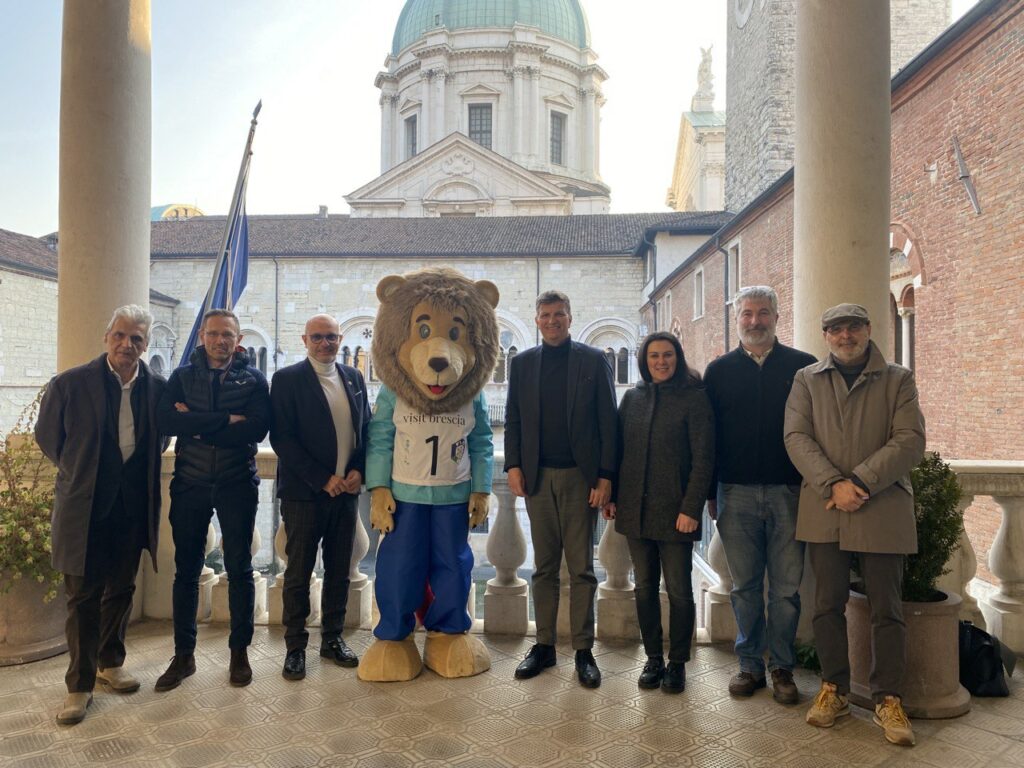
308, 355, 354, 476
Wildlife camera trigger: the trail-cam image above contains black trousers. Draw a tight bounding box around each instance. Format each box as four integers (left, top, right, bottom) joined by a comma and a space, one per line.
63, 498, 144, 693
281, 493, 358, 651
626, 537, 695, 663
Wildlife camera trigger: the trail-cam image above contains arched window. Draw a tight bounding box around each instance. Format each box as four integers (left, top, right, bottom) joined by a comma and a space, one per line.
616, 348, 629, 384
150, 355, 165, 376
604, 348, 616, 375
493, 347, 507, 384
341, 346, 351, 366
354, 347, 367, 378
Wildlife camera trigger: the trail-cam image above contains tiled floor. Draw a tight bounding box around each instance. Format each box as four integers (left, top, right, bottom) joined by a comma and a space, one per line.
1, 621, 1022, 768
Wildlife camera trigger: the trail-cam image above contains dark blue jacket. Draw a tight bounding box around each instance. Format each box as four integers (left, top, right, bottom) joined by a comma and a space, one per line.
270, 359, 371, 501
158, 347, 270, 489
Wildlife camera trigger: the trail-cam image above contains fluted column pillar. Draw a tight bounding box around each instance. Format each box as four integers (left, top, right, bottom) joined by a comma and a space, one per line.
58, 0, 151, 371
484, 471, 529, 635
380, 94, 395, 172
793, 0, 891, 353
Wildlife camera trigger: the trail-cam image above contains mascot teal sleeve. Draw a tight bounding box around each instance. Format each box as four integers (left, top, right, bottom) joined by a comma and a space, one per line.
469, 391, 494, 495
365, 386, 397, 490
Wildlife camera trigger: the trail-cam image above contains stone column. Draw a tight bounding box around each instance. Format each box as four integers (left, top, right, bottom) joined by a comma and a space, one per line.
580, 87, 596, 178
899, 307, 915, 368
420, 71, 432, 148
596, 519, 640, 641
511, 68, 524, 163
58, 0, 151, 371
484, 474, 529, 635
380, 93, 394, 173
793, 0, 891, 353
433, 69, 447, 145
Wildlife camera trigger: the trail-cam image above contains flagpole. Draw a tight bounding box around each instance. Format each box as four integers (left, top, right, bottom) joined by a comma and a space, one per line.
218, 100, 261, 311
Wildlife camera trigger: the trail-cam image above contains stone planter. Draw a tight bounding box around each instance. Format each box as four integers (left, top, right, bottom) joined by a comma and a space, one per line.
0, 576, 67, 666
847, 589, 970, 718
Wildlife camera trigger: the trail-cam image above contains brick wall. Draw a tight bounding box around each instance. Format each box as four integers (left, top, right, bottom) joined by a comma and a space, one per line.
666, 1, 1023, 583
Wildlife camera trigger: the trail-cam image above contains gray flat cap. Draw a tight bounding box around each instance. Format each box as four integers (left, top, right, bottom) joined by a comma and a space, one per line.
821, 303, 870, 329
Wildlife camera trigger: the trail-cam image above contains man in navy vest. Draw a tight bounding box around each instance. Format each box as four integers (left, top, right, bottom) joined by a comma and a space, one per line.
155, 309, 270, 691
36, 305, 167, 725
270, 314, 370, 680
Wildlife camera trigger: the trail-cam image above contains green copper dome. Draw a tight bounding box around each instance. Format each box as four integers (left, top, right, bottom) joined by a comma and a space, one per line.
391, 0, 591, 56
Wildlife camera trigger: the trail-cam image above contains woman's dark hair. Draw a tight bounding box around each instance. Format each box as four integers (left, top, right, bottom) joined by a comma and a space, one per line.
636, 331, 702, 387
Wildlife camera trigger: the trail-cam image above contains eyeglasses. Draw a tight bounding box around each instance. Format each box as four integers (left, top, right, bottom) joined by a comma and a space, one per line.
308, 333, 340, 344
825, 321, 866, 336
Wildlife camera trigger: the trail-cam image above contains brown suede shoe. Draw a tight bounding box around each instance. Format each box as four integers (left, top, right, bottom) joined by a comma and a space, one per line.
728, 671, 767, 696
229, 647, 252, 687
771, 668, 799, 704
154, 654, 196, 693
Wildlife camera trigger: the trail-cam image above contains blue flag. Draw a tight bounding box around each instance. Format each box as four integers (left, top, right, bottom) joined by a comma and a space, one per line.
177, 202, 250, 367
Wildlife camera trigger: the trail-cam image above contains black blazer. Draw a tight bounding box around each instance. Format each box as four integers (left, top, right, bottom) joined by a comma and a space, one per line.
270, 359, 371, 501
35, 354, 168, 576
503, 339, 618, 496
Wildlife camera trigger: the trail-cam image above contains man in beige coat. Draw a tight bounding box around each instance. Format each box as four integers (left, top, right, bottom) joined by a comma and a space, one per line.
784, 304, 925, 747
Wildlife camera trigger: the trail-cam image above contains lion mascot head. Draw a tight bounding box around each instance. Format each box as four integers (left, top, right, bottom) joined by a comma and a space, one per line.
372, 267, 499, 415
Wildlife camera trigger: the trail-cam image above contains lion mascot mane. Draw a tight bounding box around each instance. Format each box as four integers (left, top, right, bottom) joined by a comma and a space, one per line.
358, 267, 499, 682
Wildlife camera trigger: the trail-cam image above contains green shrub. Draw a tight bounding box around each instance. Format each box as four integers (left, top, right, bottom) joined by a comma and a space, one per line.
903, 452, 963, 603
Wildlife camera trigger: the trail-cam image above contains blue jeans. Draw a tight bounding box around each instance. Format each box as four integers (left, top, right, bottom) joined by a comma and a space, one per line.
170, 483, 258, 652
716, 483, 804, 675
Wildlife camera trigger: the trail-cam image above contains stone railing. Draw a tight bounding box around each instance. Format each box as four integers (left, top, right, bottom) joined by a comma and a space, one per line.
700, 460, 1024, 656
143, 450, 656, 643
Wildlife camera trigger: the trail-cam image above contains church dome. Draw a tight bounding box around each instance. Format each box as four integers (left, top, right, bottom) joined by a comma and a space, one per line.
391, 0, 591, 56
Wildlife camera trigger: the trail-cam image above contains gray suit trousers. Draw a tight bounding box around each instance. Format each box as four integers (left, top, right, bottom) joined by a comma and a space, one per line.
525, 467, 597, 649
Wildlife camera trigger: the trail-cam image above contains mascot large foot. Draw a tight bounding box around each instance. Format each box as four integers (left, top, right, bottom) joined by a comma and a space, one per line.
357, 636, 423, 682
423, 632, 491, 679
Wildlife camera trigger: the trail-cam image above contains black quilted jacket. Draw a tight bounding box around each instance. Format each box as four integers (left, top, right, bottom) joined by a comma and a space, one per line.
158, 347, 271, 488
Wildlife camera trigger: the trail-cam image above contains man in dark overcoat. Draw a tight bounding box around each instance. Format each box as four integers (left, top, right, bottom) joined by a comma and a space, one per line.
36, 304, 167, 725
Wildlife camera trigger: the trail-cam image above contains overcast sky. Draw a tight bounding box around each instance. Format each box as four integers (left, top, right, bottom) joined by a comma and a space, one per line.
0, 1, 972, 237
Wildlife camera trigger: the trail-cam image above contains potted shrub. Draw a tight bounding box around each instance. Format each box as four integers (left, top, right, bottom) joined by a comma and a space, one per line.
847, 452, 971, 717
0, 394, 66, 665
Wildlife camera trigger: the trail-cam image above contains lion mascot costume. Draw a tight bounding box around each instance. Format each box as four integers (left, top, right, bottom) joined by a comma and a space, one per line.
358, 267, 499, 682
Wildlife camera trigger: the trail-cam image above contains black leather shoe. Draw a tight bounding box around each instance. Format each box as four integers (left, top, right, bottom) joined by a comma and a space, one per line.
662, 661, 686, 694
575, 649, 601, 689
514, 644, 556, 680
229, 647, 252, 687
154, 654, 195, 692
320, 638, 359, 668
282, 649, 306, 681
637, 656, 665, 689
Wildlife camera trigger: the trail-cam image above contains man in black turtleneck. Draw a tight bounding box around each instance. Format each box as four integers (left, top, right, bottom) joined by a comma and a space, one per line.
504, 291, 618, 689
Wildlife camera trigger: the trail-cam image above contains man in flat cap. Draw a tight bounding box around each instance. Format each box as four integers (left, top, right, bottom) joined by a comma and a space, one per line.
783, 304, 925, 746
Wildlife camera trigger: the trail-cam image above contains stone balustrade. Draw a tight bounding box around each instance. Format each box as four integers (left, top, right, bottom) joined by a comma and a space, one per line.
144, 449, 642, 642
700, 460, 1024, 658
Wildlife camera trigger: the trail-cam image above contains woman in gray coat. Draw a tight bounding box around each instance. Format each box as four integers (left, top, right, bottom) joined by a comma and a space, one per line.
604, 332, 715, 693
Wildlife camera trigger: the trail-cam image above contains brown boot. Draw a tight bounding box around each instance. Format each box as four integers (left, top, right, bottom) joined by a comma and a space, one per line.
771, 668, 799, 704
229, 647, 252, 687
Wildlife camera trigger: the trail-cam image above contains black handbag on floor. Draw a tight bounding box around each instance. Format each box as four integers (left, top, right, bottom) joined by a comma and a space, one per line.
958, 620, 1015, 697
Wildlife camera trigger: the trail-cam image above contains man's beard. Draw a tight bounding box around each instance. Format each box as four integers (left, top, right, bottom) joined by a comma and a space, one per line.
739, 327, 772, 346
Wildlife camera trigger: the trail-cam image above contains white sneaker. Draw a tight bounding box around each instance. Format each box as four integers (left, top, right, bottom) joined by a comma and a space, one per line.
56, 692, 92, 725
97, 666, 141, 693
